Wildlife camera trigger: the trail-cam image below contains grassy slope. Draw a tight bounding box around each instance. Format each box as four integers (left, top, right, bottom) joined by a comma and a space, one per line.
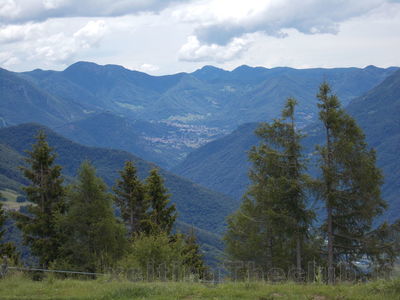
0, 274, 399, 299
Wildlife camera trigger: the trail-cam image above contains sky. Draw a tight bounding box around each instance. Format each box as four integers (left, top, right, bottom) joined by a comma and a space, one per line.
1, 0, 400, 75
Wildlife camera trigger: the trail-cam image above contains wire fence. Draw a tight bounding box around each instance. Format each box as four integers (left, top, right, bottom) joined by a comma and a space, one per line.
0, 261, 222, 284
7, 266, 106, 277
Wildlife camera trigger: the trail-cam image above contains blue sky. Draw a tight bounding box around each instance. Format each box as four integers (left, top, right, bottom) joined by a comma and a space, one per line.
1, 0, 400, 74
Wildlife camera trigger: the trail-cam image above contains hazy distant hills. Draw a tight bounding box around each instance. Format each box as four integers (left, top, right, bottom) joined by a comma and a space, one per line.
0, 68, 86, 127
0, 123, 235, 235
0, 62, 396, 168
173, 69, 400, 222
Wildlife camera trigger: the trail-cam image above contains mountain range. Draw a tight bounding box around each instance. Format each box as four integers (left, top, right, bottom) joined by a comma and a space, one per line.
1, 62, 397, 168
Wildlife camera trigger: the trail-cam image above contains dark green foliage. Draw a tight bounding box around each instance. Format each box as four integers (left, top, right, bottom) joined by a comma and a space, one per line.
316, 82, 388, 281
145, 168, 177, 235
113, 161, 149, 237
13, 131, 66, 268
181, 229, 209, 279
225, 98, 314, 272
57, 161, 127, 273
119, 231, 208, 281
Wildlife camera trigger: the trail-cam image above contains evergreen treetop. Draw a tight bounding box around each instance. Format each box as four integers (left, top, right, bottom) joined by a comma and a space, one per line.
316, 82, 387, 283
57, 161, 127, 273
13, 130, 65, 268
113, 161, 149, 237
145, 168, 177, 235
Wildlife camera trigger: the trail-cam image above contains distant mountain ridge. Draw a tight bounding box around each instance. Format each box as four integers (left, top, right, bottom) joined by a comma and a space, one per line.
1, 62, 397, 168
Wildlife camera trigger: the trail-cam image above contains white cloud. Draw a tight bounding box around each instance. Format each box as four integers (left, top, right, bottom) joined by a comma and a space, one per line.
33, 20, 107, 63
138, 63, 160, 73
73, 20, 107, 49
0, 23, 44, 44
0, 51, 20, 67
178, 35, 251, 62
0, 0, 186, 24
0, 0, 20, 19
0, 19, 109, 69
174, 0, 392, 45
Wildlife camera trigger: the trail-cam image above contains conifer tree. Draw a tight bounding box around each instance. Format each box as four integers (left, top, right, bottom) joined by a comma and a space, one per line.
145, 168, 177, 235
316, 82, 386, 283
113, 161, 149, 237
182, 228, 209, 279
225, 98, 313, 272
13, 131, 66, 268
58, 161, 126, 273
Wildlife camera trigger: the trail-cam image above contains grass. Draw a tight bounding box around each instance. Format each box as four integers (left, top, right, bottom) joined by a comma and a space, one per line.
0, 272, 399, 299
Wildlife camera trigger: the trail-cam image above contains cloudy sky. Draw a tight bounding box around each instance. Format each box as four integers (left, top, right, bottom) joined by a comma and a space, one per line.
1, 0, 400, 74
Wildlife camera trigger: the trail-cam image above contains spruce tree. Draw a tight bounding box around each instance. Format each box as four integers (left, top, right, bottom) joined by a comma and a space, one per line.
182, 228, 208, 279
225, 98, 313, 272
58, 161, 126, 273
13, 131, 66, 268
113, 161, 149, 237
145, 168, 177, 235
316, 82, 386, 283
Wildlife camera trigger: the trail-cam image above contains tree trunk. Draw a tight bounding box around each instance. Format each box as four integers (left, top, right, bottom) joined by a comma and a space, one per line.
327, 205, 334, 284
326, 126, 334, 285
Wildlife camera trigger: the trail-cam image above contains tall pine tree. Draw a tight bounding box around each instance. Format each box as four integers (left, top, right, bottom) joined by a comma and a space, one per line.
57, 161, 127, 273
316, 82, 387, 283
13, 131, 66, 268
225, 98, 313, 272
113, 161, 149, 237
145, 168, 177, 235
